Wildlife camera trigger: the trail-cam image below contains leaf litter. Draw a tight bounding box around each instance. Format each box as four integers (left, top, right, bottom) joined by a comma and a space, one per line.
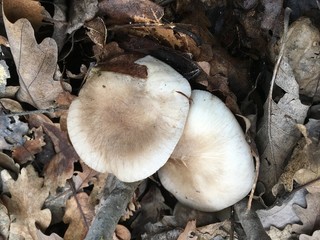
0, 0, 319, 239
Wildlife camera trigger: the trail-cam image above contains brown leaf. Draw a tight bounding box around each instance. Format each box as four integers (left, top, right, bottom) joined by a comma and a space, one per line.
36, 230, 63, 240
177, 220, 197, 240
2, 0, 44, 30
84, 17, 107, 48
3, 14, 66, 115
42, 122, 78, 193
114, 225, 131, 240
1, 165, 51, 240
12, 126, 45, 164
99, 0, 163, 24
195, 220, 232, 239
63, 192, 95, 240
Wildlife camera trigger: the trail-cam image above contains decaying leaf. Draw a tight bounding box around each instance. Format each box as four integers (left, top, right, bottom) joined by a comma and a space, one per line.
267, 225, 295, 240
1, 165, 51, 240
257, 188, 307, 229
300, 230, 320, 240
292, 192, 320, 236
0, 201, 10, 239
3, 11, 66, 115
273, 119, 320, 195
63, 192, 95, 240
12, 126, 45, 164
282, 18, 320, 101
99, 0, 163, 24
0, 102, 29, 151
0, 59, 10, 93
36, 230, 64, 240
256, 57, 309, 198
177, 220, 197, 240
42, 122, 78, 193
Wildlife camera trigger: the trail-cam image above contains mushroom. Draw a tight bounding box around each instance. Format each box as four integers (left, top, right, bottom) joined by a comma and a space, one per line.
67, 55, 191, 182
158, 90, 255, 212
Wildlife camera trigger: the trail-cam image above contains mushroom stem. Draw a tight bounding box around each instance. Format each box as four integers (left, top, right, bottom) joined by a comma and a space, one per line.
85, 175, 140, 240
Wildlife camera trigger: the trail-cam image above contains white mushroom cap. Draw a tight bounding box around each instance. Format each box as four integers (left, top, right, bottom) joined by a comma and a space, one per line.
158, 90, 255, 212
67, 55, 191, 182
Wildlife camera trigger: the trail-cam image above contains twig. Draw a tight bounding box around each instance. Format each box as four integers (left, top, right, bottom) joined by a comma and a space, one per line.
266, 7, 292, 184
85, 175, 140, 240
234, 199, 271, 240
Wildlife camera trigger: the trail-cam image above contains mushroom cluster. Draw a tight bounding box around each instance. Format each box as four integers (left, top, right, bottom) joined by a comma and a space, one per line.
67, 55, 255, 211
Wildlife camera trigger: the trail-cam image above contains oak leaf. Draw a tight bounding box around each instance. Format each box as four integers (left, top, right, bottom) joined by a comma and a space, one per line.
1, 166, 51, 240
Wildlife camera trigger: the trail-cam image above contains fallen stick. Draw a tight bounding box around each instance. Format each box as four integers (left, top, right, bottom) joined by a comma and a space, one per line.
85, 175, 140, 240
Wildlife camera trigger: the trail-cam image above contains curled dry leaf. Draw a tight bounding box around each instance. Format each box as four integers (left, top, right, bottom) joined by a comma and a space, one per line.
177, 220, 197, 240
300, 230, 320, 240
63, 192, 95, 240
1, 165, 51, 240
2, 11, 66, 116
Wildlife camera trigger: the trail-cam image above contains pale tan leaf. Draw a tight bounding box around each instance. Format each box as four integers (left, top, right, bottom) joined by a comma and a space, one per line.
0, 201, 10, 239
63, 192, 95, 240
1, 166, 51, 240
3, 12, 66, 115
177, 220, 197, 240
267, 225, 295, 240
300, 230, 320, 240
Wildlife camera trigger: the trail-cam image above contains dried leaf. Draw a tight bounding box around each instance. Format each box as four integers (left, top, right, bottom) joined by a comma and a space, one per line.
0, 106, 29, 151
1, 166, 51, 240
3, 13, 66, 115
196, 220, 232, 240
256, 57, 309, 197
42, 122, 78, 193
0, 201, 10, 239
99, 0, 163, 24
177, 220, 197, 240
292, 192, 320, 236
2, 0, 44, 30
267, 225, 295, 240
63, 192, 95, 240
12, 126, 45, 164
282, 18, 320, 101
0, 60, 10, 93
273, 119, 320, 195
114, 225, 131, 240
0, 152, 19, 175
36, 230, 63, 240
257, 188, 307, 229
300, 230, 320, 240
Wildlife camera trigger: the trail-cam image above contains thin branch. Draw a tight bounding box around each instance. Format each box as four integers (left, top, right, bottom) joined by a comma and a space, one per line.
266, 7, 292, 181
85, 175, 140, 240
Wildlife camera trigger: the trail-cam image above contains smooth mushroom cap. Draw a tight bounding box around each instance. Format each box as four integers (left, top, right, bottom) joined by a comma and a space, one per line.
158, 90, 255, 212
67, 55, 191, 182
